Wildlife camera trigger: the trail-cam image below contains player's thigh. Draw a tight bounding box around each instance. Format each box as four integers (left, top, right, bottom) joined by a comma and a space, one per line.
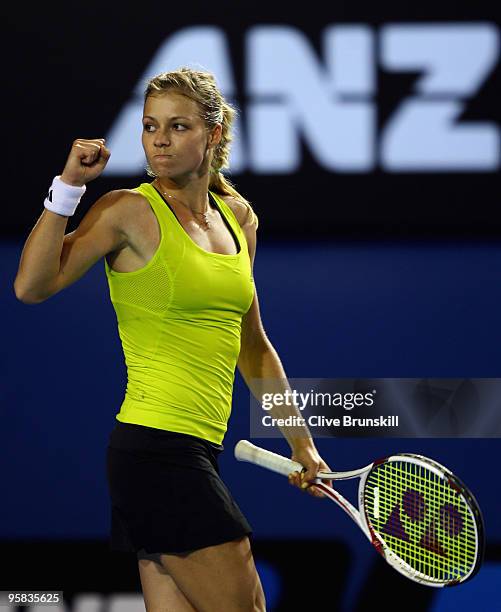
159, 536, 266, 612
138, 553, 197, 612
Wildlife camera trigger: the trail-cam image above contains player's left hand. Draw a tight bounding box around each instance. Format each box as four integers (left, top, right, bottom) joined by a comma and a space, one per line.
289, 444, 333, 499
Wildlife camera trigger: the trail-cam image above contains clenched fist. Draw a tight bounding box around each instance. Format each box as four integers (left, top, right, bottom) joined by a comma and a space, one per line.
60, 138, 111, 186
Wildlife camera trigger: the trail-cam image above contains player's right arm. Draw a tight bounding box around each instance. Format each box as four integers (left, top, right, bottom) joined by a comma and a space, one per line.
13, 138, 128, 304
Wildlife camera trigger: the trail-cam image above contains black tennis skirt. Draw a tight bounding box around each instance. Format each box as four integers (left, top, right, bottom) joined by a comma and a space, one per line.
106, 420, 253, 555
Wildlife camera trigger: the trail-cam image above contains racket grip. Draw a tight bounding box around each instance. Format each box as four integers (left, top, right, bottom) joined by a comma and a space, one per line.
234, 440, 304, 477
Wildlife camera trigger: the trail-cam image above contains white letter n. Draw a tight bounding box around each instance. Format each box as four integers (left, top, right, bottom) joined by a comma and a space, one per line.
247, 25, 375, 173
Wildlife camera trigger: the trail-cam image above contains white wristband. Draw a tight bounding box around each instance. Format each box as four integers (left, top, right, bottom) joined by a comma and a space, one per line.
43, 175, 86, 217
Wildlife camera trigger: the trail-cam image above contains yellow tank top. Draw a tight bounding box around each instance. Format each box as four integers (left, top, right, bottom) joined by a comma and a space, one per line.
104, 183, 255, 445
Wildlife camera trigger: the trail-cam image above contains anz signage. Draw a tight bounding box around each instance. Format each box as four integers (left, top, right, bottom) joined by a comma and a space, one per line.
104, 24, 499, 176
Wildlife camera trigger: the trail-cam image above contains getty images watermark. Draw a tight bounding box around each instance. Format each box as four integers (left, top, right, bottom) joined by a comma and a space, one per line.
260, 388, 399, 429
249, 378, 501, 438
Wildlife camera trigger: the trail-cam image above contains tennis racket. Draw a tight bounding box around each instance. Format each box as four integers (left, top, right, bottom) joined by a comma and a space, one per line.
234, 440, 484, 587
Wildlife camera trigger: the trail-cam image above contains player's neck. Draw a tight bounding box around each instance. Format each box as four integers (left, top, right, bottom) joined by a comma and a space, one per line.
154, 177, 211, 213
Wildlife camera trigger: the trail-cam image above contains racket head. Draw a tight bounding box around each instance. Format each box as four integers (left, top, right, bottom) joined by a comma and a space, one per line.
359, 453, 484, 587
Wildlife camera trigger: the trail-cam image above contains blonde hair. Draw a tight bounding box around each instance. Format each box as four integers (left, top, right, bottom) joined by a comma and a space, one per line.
144, 67, 258, 228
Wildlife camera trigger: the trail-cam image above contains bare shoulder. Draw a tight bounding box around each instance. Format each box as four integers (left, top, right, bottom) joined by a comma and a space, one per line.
95, 188, 150, 231
219, 195, 258, 230
101, 188, 149, 213
72, 188, 153, 257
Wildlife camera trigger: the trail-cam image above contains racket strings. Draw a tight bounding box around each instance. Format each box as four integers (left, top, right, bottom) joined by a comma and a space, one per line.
364, 460, 477, 583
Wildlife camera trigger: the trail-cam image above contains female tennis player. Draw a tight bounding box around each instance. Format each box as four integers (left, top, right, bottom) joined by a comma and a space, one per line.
14, 67, 332, 612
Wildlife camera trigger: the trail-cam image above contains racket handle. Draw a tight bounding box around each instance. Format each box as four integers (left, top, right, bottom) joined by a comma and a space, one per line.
234, 440, 304, 477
